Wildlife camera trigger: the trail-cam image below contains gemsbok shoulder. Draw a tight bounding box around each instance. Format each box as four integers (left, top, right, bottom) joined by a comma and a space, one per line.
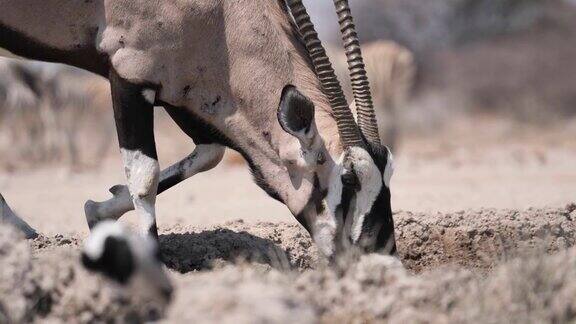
0, 0, 397, 259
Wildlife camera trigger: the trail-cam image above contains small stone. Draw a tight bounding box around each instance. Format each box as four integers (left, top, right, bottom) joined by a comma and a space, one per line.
58, 238, 72, 245
556, 237, 568, 250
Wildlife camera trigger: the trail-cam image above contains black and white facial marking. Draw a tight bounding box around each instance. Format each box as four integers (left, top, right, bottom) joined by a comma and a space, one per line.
340, 144, 396, 254
342, 147, 384, 242
311, 144, 396, 258
82, 221, 173, 301
275, 85, 397, 258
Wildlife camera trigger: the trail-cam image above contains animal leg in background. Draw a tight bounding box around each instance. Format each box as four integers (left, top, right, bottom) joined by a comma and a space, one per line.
84, 144, 225, 229
109, 71, 160, 238
0, 193, 38, 238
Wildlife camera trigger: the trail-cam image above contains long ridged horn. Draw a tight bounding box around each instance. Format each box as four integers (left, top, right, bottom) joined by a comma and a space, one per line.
333, 0, 381, 145
286, 0, 364, 148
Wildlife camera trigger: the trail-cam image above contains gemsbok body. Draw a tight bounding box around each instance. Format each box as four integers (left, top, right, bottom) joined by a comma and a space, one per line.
0, 0, 397, 259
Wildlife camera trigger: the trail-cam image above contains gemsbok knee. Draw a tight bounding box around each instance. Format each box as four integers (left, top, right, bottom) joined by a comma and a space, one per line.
1, 0, 398, 259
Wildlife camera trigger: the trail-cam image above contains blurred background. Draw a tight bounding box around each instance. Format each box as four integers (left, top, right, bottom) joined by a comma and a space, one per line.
1, 0, 575, 234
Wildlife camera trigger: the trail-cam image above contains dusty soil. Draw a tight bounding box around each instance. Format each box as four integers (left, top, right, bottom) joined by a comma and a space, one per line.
396, 206, 576, 272
1, 123, 576, 323
2, 204, 576, 323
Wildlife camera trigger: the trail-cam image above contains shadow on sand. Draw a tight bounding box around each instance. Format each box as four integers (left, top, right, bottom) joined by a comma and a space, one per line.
159, 229, 294, 273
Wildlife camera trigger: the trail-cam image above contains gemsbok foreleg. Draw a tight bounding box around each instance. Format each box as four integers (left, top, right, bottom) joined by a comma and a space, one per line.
109, 71, 160, 238
84, 144, 225, 229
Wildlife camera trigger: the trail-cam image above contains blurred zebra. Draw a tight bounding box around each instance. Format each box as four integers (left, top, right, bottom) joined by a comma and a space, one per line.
330, 41, 416, 153
0, 57, 113, 170
0, 58, 43, 161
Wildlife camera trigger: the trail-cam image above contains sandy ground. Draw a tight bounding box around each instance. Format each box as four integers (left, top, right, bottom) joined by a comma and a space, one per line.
2, 205, 576, 323
1, 122, 576, 323
2, 136, 575, 235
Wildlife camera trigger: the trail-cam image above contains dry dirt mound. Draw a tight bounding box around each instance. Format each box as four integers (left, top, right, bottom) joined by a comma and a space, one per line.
295, 250, 576, 323
0, 226, 169, 323
167, 266, 317, 323
165, 248, 576, 323
396, 205, 576, 272
1, 205, 575, 322
162, 206, 576, 274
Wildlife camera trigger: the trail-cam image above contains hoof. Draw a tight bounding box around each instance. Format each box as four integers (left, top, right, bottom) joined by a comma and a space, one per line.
84, 188, 133, 231
84, 199, 100, 230
109, 184, 128, 196
1, 194, 39, 239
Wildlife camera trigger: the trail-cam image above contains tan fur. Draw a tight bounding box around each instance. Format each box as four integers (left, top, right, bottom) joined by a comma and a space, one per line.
0, 0, 342, 213
0, 0, 103, 50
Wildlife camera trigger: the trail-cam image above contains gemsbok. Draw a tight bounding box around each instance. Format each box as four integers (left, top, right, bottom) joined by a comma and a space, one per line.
0, 0, 397, 259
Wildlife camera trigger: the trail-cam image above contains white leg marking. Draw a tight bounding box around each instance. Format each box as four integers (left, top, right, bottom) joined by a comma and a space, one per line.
86, 145, 225, 228
141, 89, 156, 105
121, 148, 160, 236
160, 144, 225, 182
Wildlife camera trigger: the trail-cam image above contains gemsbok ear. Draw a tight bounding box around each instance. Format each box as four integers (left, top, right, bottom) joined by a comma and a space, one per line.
277, 85, 316, 147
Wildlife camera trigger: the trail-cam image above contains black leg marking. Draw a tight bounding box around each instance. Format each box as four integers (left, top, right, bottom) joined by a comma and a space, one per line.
110, 70, 159, 237
158, 172, 186, 194
111, 72, 158, 160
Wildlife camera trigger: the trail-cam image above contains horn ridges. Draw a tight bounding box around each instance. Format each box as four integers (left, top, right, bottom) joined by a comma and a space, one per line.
333, 0, 381, 145
287, 0, 364, 148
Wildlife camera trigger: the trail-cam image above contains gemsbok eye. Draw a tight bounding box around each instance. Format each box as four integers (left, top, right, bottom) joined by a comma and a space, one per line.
317, 152, 326, 165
